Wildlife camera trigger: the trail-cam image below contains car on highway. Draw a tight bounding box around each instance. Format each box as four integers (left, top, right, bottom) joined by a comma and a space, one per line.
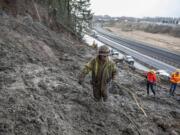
110, 49, 119, 56
109, 49, 124, 64
91, 30, 98, 38
124, 55, 135, 65
111, 54, 124, 64
156, 69, 170, 80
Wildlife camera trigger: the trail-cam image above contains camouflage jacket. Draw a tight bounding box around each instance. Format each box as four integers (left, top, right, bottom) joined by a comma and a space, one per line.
79, 56, 117, 89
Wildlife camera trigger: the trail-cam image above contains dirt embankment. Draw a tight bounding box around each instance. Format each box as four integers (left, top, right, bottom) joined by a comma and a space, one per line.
0, 0, 69, 33
105, 26, 180, 54
0, 16, 180, 135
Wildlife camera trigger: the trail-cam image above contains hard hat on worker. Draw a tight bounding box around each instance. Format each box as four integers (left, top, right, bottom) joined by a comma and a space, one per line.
149, 69, 155, 74
175, 69, 180, 73
98, 45, 110, 56
175, 69, 180, 75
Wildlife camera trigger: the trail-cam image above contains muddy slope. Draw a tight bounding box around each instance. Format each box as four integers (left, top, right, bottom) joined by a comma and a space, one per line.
0, 16, 180, 135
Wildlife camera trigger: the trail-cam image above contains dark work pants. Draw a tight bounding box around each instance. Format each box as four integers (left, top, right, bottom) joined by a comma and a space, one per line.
169, 83, 177, 96
147, 81, 155, 96
92, 83, 110, 102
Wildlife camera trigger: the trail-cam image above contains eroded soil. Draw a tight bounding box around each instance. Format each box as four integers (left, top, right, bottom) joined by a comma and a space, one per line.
0, 16, 180, 135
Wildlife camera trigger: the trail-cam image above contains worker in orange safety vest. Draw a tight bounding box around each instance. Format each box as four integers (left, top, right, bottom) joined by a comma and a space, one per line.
169, 69, 180, 96
78, 45, 117, 102
146, 69, 157, 96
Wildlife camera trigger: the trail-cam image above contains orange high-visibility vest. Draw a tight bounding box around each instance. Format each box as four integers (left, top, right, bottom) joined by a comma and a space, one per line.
170, 72, 180, 84
147, 72, 156, 83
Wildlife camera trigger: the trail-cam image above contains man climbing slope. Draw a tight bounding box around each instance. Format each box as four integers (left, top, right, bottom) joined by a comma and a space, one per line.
78, 45, 117, 102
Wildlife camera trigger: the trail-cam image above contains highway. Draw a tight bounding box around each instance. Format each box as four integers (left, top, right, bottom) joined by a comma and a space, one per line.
94, 27, 179, 73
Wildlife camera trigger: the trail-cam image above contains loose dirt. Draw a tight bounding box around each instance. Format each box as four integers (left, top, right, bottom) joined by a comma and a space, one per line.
0, 16, 180, 135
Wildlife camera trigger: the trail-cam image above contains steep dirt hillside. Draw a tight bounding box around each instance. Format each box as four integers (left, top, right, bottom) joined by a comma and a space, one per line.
0, 16, 180, 135
0, 0, 68, 33
0, 0, 46, 20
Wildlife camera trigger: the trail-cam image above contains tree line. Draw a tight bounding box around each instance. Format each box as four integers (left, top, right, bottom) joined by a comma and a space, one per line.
44, 0, 93, 38
0, 0, 93, 38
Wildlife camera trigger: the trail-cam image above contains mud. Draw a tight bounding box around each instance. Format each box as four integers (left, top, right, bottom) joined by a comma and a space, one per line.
0, 16, 180, 135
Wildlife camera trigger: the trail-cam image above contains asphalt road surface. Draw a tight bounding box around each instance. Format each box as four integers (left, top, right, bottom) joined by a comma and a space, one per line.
94, 27, 178, 73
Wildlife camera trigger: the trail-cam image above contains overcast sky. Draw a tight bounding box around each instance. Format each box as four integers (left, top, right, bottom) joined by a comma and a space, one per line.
90, 0, 180, 18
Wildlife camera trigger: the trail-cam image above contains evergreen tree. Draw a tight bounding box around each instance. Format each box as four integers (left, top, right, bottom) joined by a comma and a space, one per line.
46, 0, 92, 38
70, 0, 93, 37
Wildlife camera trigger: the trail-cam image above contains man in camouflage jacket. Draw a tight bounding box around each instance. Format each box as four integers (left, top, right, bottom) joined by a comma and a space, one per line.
78, 45, 117, 102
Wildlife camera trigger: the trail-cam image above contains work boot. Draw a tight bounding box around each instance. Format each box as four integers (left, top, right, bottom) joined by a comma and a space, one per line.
169, 89, 172, 95
94, 97, 101, 102
103, 97, 108, 102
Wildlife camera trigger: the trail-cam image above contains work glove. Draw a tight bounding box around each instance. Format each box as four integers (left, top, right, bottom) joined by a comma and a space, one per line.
109, 80, 118, 94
